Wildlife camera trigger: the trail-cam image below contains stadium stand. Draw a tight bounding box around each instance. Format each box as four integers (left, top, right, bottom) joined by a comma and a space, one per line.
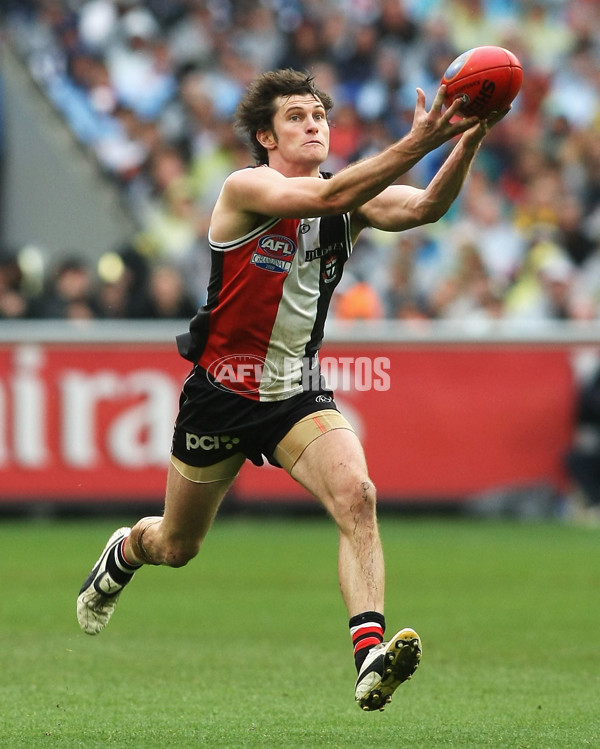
2, 0, 600, 323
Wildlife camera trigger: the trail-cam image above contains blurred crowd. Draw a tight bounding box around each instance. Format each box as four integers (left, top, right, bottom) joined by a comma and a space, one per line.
2, 0, 600, 323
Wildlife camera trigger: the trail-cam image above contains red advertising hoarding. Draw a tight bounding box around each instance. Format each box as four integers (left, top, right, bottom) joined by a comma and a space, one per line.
237, 344, 576, 502
0, 343, 189, 501
0, 338, 577, 504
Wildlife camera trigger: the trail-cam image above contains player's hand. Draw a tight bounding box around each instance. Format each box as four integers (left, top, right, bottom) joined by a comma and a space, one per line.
484, 106, 512, 127
461, 104, 512, 147
410, 85, 479, 150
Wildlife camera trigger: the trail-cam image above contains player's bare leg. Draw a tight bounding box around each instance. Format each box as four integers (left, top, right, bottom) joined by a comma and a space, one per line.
281, 427, 421, 711
283, 428, 384, 615
125, 456, 243, 567
77, 454, 243, 634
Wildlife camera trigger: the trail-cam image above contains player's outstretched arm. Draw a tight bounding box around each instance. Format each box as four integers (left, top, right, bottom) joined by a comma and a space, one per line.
352, 105, 511, 234
218, 87, 479, 224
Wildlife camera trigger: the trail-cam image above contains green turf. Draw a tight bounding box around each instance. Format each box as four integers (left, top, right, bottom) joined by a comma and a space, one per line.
1, 516, 599, 748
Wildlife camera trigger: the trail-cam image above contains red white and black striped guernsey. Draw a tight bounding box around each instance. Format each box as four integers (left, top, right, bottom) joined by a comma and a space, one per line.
177, 174, 353, 402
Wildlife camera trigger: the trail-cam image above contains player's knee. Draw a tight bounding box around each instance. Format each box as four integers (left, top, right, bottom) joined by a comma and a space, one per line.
353, 478, 378, 519
333, 475, 378, 529
130, 520, 201, 567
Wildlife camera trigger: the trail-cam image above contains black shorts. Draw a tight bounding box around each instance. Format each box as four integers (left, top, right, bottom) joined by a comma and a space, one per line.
171, 365, 339, 468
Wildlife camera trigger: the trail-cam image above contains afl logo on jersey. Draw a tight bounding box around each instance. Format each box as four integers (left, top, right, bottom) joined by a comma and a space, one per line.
251, 234, 297, 273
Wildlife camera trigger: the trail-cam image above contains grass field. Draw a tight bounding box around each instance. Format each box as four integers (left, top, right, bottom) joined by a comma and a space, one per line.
1, 515, 599, 748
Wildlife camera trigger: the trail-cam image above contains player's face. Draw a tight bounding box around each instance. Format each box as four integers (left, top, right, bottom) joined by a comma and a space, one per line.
268, 94, 330, 171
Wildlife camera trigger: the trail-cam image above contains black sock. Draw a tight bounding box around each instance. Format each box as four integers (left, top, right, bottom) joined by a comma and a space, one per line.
106, 539, 141, 587
350, 611, 386, 673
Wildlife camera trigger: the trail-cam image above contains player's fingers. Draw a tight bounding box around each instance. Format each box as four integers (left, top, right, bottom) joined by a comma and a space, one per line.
459, 115, 481, 131
443, 95, 465, 119
430, 84, 447, 112
464, 119, 488, 138
485, 105, 512, 125
445, 96, 479, 120
450, 112, 481, 134
414, 87, 426, 112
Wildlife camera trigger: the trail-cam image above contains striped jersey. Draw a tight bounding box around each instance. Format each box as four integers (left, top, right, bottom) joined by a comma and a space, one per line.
177, 200, 353, 401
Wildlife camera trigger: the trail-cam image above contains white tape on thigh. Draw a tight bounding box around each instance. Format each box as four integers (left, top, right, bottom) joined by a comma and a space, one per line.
274, 409, 354, 473
170, 454, 242, 483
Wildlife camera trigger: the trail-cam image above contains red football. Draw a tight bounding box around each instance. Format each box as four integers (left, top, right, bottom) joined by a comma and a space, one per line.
441, 46, 523, 118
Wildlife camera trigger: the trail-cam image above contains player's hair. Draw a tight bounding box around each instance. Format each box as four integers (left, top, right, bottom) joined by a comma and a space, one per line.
234, 69, 334, 165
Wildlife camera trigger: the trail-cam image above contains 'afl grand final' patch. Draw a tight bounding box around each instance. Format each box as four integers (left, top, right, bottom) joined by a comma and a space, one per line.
250, 234, 297, 273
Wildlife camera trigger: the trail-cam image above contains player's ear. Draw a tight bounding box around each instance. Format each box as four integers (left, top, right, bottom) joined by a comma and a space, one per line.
257, 128, 277, 151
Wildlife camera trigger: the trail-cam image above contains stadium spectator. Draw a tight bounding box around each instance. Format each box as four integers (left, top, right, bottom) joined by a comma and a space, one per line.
95, 270, 133, 319
565, 363, 600, 524
276, 19, 326, 73
430, 240, 505, 321
503, 238, 575, 320
134, 263, 198, 320
94, 244, 148, 318
29, 256, 99, 319
93, 103, 149, 182
165, 1, 220, 73
450, 173, 527, 288
384, 233, 434, 319
135, 176, 202, 264
102, 5, 176, 120
555, 194, 597, 268
0, 252, 29, 319
334, 277, 385, 320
